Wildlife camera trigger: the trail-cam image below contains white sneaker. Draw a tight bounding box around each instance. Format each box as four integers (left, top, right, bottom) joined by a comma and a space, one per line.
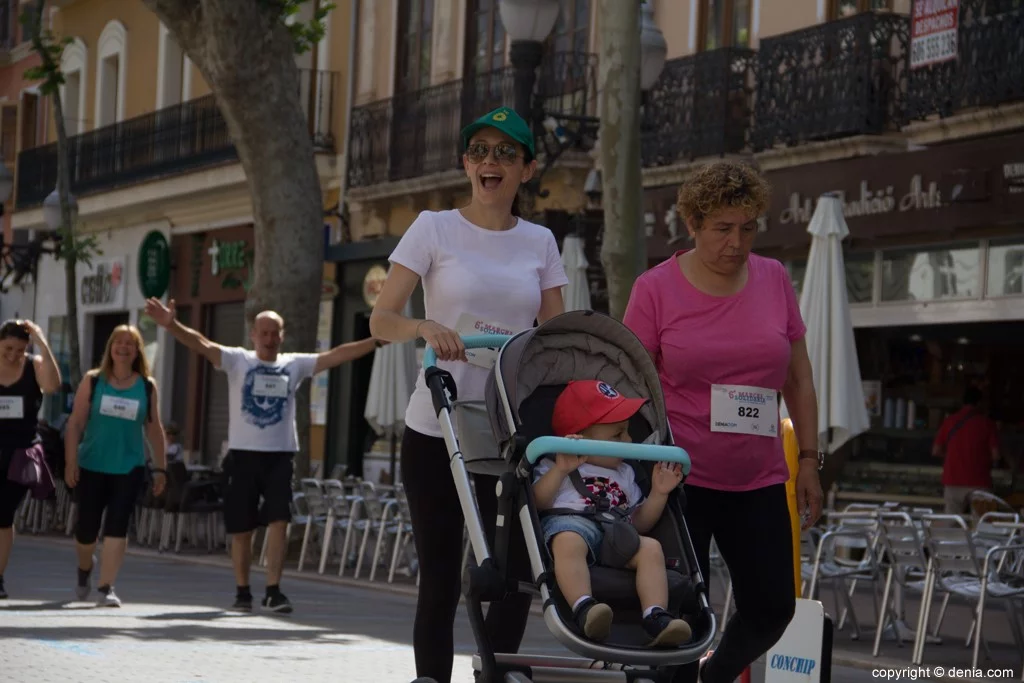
96, 586, 121, 608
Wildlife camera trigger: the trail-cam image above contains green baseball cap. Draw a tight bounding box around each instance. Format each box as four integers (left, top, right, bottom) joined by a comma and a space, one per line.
461, 106, 535, 160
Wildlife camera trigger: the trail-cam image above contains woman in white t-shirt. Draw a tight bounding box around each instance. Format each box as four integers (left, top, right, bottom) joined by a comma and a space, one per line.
370, 106, 568, 683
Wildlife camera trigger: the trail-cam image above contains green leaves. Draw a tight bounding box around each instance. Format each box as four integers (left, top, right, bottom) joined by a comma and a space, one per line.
257, 0, 336, 55
19, 4, 74, 95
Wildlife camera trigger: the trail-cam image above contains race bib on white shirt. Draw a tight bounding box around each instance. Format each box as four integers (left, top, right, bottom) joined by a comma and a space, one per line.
252, 374, 289, 398
100, 395, 140, 421
0, 396, 24, 419
455, 313, 517, 370
710, 384, 779, 437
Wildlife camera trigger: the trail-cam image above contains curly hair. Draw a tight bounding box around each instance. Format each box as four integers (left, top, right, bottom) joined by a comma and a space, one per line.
676, 161, 771, 229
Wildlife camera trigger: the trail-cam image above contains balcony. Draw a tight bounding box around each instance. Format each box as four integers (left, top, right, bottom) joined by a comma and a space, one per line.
904, 0, 1024, 123
641, 47, 756, 167
751, 12, 908, 151
15, 68, 336, 208
346, 52, 598, 190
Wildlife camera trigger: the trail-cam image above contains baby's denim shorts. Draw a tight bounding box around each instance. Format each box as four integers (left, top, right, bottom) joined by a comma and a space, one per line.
541, 514, 604, 566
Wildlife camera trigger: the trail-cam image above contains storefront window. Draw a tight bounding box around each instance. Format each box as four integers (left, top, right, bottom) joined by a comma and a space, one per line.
986, 239, 1024, 297
880, 244, 980, 303
45, 315, 71, 422
785, 251, 874, 304
137, 310, 160, 369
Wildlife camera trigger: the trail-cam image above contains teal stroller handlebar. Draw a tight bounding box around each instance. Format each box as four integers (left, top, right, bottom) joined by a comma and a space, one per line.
525, 437, 691, 475
422, 334, 513, 369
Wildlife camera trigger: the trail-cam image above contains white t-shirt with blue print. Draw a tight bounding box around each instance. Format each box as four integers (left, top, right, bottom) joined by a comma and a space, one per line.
220, 347, 318, 453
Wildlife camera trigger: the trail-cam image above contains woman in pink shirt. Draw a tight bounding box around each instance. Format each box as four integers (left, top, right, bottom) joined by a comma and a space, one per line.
623, 161, 823, 683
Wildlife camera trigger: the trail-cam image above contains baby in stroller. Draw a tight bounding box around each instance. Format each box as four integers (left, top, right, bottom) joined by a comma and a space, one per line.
533, 379, 693, 647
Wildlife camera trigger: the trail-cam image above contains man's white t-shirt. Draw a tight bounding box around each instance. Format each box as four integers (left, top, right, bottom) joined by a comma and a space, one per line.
389, 209, 569, 438
533, 459, 645, 512
220, 347, 318, 452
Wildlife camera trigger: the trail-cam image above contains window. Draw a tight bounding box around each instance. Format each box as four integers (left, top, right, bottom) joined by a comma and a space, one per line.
987, 239, 1024, 297
45, 316, 71, 422
465, 0, 506, 76
95, 20, 127, 127
700, 0, 752, 50
395, 0, 434, 94
830, 0, 892, 19
60, 38, 88, 136
548, 0, 590, 54
138, 309, 159, 369
880, 244, 981, 303
0, 104, 16, 164
786, 250, 874, 303
157, 24, 186, 109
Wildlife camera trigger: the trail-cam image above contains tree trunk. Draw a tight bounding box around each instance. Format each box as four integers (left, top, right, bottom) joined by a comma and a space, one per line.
53, 82, 82, 386
28, 0, 82, 386
143, 0, 324, 477
597, 0, 645, 320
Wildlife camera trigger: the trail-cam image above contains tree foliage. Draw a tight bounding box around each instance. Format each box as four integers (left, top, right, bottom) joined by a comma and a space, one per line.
259, 0, 335, 55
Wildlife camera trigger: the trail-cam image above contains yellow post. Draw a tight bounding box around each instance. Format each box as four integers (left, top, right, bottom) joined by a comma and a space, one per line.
782, 418, 803, 597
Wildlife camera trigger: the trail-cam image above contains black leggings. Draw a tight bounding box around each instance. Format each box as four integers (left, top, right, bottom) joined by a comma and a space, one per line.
401, 426, 534, 683
680, 483, 796, 683
75, 467, 146, 544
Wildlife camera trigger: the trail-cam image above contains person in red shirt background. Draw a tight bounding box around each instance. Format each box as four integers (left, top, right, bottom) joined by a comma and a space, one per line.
932, 386, 1001, 514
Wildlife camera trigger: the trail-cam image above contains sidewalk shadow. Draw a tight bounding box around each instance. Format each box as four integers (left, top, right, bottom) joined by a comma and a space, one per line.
0, 600, 92, 611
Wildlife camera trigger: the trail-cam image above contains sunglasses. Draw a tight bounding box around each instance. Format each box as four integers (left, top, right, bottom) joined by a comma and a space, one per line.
465, 141, 520, 165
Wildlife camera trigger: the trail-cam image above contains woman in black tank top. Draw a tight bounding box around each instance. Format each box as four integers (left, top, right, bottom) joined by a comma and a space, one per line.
0, 319, 62, 599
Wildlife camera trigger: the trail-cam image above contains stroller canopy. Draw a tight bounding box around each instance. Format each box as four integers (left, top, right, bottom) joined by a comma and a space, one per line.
485, 310, 671, 454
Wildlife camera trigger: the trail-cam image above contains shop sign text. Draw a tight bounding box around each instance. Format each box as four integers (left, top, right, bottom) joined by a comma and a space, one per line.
779, 175, 943, 226
80, 259, 127, 311
208, 238, 253, 291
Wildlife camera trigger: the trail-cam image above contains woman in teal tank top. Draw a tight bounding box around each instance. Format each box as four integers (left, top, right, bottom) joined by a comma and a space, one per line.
64, 324, 167, 607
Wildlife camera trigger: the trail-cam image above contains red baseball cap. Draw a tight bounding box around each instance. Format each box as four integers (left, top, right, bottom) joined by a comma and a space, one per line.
552, 380, 648, 437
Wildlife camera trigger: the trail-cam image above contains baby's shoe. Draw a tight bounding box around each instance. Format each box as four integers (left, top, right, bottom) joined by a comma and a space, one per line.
574, 597, 613, 641
642, 607, 692, 647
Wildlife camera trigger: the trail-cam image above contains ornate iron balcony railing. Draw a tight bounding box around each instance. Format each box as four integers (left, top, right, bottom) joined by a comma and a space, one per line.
15, 68, 336, 209
904, 0, 1024, 123
751, 12, 909, 151
641, 47, 757, 167
346, 51, 598, 189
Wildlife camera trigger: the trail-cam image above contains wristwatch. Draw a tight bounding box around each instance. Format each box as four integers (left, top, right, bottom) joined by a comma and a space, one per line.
798, 449, 824, 471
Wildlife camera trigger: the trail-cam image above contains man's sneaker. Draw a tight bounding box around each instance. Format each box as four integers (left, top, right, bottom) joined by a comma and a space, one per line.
642, 607, 692, 647
75, 564, 93, 601
573, 598, 613, 642
261, 592, 293, 614
0, 575, 7, 599
96, 585, 121, 608
232, 593, 253, 612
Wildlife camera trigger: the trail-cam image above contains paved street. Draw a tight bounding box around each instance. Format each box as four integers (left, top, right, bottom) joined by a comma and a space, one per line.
0, 537, 922, 682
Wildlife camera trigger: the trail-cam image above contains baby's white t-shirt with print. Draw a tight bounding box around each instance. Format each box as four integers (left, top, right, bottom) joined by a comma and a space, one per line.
532, 459, 645, 512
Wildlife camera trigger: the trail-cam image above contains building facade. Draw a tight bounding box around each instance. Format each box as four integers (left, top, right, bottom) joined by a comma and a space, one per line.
332, 0, 1024, 496
10, 0, 357, 469
0, 0, 43, 321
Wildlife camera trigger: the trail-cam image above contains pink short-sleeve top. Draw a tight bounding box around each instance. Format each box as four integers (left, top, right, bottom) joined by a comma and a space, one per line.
623, 251, 806, 491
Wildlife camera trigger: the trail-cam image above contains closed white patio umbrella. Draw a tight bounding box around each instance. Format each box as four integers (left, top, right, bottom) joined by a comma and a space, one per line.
561, 233, 592, 312
784, 194, 870, 453
364, 303, 418, 482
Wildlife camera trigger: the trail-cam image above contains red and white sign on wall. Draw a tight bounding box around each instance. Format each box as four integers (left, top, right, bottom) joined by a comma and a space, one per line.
910, 0, 960, 69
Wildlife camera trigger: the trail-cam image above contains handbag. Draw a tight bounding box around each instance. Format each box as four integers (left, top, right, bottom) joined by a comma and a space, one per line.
7, 443, 56, 500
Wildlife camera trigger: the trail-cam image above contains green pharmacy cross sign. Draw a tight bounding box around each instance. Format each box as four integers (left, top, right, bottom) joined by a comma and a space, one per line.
137, 231, 171, 299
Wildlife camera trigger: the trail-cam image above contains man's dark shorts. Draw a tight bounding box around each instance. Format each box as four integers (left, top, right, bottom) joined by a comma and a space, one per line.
222, 450, 293, 534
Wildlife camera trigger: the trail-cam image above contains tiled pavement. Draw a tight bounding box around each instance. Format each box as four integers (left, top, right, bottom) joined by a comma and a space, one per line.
0, 536, 1019, 682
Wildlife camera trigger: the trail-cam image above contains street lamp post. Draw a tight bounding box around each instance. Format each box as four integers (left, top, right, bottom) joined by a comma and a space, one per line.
499, 0, 560, 121
43, 186, 78, 233
639, 1, 668, 93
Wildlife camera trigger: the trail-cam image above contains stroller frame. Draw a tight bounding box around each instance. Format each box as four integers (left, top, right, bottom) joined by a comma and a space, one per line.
422, 320, 717, 683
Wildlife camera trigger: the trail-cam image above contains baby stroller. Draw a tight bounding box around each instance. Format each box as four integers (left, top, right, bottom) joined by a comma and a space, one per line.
423, 310, 717, 683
